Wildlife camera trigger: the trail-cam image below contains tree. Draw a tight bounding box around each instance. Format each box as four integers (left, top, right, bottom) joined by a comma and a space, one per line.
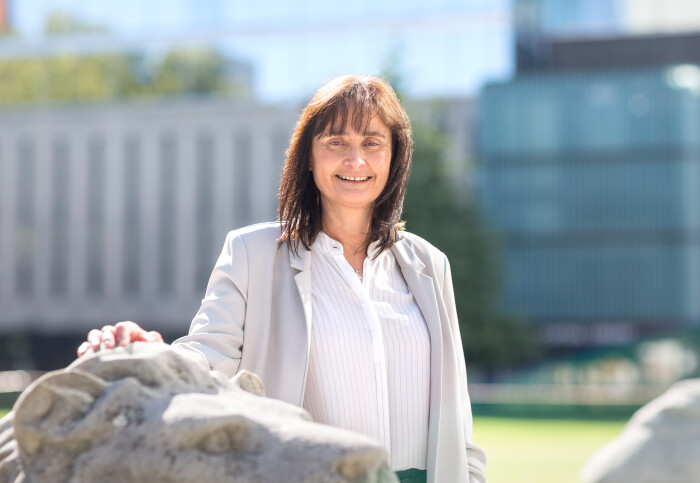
379, 52, 538, 373
402, 113, 541, 375
0, 10, 244, 105
44, 10, 108, 35
0, 49, 241, 105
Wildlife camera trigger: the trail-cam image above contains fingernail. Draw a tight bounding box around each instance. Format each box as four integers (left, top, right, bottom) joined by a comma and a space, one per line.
145, 332, 157, 341
77, 342, 89, 356
89, 335, 101, 347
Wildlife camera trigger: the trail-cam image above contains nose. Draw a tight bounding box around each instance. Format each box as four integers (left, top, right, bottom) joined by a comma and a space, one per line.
344, 144, 366, 167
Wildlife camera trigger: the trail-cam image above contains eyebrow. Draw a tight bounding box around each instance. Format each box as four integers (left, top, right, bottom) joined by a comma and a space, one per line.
364, 130, 388, 139
320, 130, 388, 139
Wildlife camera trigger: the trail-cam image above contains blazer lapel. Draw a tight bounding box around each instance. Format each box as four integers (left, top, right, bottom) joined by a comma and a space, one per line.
289, 245, 313, 405
391, 239, 444, 474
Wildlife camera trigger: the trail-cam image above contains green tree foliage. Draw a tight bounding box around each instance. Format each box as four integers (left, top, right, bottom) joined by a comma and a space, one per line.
0, 50, 236, 104
402, 117, 541, 374
150, 49, 228, 95
44, 10, 108, 35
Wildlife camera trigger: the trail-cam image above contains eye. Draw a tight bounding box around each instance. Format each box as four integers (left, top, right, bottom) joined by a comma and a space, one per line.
198, 429, 231, 453
194, 418, 260, 453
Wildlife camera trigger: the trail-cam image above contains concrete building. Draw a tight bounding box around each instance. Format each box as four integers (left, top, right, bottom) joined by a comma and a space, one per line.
0, 99, 299, 336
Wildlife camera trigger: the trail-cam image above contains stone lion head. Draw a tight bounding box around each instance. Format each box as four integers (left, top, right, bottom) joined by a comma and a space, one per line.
0, 343, 396, 483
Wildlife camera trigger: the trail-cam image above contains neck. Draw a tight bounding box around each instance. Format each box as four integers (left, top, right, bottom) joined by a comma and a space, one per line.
320, 206, 372, 258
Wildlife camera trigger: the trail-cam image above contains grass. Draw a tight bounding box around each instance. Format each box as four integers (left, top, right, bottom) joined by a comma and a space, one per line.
474, 416, 627, 483
0, 407, 625, 482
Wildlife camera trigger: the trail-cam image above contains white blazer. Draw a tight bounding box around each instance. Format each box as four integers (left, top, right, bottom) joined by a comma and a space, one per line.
174, 223, 487, 483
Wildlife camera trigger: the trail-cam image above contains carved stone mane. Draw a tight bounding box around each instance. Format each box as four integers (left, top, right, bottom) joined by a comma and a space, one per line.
0, 343, 397, 483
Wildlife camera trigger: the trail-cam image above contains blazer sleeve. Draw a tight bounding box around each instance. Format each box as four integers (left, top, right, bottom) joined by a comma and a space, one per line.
172, 231, 248, 378
442, 254, 488, 482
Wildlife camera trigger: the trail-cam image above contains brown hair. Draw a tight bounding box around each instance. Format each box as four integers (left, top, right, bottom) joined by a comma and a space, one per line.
278, 74, 413, 255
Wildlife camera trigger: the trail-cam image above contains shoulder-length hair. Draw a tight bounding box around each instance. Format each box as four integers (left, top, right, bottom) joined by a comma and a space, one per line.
278, 74, 413, 256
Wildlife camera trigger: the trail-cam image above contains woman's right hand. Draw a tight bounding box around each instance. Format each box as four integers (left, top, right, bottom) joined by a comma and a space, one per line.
77, 321, 163, 357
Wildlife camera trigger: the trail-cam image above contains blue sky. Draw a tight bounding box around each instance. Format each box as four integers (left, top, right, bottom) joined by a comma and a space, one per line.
7, 0, 514, 102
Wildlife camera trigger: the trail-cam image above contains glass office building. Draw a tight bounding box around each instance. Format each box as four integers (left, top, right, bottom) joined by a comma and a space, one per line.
479, 65, 700, 327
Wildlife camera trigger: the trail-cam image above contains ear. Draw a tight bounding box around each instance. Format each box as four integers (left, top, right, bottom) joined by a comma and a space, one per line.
231, 370, 265, 397
13, 370, 106, 458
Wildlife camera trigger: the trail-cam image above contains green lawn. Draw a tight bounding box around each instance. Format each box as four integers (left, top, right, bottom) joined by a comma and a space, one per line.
474, 416, 626, 483
0, 408, 625, 482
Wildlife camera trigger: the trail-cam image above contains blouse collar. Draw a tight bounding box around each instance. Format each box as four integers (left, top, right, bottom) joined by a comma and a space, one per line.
315, 231, 382, 260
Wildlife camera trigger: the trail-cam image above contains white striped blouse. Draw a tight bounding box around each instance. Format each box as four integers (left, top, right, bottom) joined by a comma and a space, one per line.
302, 231, 431, 471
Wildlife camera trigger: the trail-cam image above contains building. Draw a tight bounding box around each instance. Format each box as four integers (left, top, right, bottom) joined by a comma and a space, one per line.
514, 0, 700, 73
0, 99, 298, 339
479, 0, 700, 346
517, 30, 700, 73
405, 96, 478, 185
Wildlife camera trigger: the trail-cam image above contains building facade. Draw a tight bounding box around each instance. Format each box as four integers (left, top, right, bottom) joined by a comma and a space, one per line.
0, 99, 298, 335
480, 65, 700, 342
476, 0, 700, 346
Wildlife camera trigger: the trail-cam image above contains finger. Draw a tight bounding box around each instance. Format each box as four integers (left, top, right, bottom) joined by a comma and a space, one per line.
100, 325, 116, 350
142, 331, 164, 343
115, 321, 145, 346
87, 329, 103, 351
77, 341, 91, 357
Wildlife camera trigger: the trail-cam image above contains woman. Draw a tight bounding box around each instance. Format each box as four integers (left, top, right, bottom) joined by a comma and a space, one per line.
79, 75, 487, 483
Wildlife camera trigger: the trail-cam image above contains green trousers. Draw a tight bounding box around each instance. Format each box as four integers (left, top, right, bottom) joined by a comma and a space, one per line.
395, 468, 427, 483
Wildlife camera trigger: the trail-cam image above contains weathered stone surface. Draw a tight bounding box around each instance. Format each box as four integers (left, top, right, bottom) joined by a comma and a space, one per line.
581, 378, 700, 483
0, 409, 22, 483
0, 343, 397, 483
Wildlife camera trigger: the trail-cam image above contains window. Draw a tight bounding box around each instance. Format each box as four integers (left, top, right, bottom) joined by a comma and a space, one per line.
233, 130, 251, 226
50, 138, 70, 299
158, 133, 177, 297
122, 136, 141, 296
86, 137, 106, 297
15, 138, 35, 298
196, 133, 215, 290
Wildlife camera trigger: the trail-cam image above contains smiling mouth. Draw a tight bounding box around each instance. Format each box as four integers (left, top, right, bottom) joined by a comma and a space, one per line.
337, 175, 371, 181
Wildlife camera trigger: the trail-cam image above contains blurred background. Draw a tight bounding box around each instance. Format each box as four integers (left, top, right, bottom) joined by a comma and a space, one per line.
1, 0, 700, 481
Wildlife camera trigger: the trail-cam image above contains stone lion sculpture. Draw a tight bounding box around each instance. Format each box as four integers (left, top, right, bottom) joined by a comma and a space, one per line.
0, 343, 397, 483
580, 378, 700, 483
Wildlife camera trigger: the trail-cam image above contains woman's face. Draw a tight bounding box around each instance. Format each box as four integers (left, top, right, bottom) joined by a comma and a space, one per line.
309, 113, 392, 217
